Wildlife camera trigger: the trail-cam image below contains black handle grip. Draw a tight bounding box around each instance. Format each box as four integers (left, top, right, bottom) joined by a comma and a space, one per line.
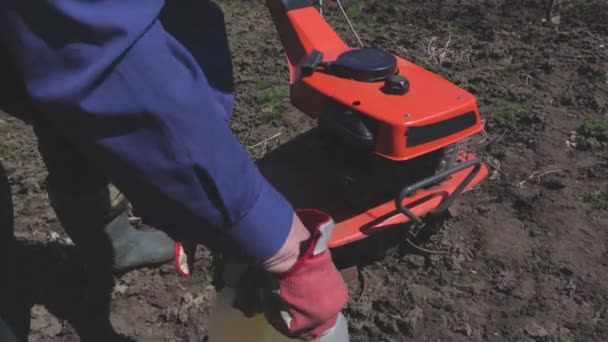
301, 50, 324, 77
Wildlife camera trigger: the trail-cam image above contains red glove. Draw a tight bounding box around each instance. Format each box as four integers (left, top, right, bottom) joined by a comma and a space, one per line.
260, 209, 349, 340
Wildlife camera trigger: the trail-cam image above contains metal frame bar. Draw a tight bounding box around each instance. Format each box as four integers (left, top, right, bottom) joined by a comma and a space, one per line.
395, 158, 482, 224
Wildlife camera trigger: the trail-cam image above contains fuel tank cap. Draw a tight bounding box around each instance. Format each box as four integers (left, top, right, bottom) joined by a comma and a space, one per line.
332, 47, 398, 82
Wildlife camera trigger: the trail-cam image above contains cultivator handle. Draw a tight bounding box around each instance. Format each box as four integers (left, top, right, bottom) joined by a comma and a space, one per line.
395, 159, 482, 224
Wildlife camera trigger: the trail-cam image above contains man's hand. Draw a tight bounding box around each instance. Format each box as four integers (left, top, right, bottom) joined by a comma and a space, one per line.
259, 209, 349, 340
175, 209, 349, 340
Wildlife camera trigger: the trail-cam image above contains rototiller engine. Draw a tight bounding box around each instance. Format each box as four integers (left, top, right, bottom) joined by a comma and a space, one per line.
258, 0, 488, 257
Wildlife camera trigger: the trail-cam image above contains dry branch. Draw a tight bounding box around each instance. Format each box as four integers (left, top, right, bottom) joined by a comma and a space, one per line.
246, 132, 282, 150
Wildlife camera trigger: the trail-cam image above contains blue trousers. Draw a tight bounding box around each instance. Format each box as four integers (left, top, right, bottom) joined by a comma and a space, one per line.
0, 0, 293, 263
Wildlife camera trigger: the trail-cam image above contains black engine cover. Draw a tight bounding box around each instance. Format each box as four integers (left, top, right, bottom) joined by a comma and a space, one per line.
318, 102, 376, 151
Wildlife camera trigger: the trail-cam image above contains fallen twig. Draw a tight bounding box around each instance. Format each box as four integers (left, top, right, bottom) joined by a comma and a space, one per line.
517, 169, 566, 188
493, 129, 509, 144
246, 132, 282, 150
481, 129, 509, 146
514, 157, 596, 188
477, 127, 492, 144
438, 35, 453, 64
484, 156, 508, 176
520, 74, 535, 85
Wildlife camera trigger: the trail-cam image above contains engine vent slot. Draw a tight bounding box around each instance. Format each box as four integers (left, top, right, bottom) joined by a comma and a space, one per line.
406, 111, 477, 147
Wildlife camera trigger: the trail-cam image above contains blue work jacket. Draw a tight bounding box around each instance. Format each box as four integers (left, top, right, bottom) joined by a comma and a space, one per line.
0, 0, 293, 263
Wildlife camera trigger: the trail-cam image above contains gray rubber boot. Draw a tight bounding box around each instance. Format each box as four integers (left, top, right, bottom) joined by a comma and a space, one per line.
104, 210, 175, 272
48, 183, 174, 273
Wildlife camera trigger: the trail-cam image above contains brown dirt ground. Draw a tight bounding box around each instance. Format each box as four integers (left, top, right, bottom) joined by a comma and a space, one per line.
1, 0, 607, 341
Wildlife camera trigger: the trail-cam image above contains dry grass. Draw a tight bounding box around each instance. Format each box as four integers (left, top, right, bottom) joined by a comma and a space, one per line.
418, 35, 473, 66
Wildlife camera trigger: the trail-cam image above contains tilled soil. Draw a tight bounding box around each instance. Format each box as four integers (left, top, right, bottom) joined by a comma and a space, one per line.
1, 0, 607, 341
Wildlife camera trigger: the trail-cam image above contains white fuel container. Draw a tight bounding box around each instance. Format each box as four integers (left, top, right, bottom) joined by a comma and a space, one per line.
207, 286, 349, 342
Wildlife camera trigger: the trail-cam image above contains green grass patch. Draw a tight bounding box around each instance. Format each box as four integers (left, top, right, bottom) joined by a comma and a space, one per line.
490, 99, 533, 128
455, 79, 474, 93
495, 65, 508, 72
231, 3, 252, 17
0, 143, 18, 161
252, 29, 274, 44
257, 85, 288, 121
414, 59, 441, 74
229, 29, 275, 52
36, 169, 49, 188
261, 29, 274, 41
346, 2, 365, 19
584, 190, 608, 210
228, 34, 247, 51
192, 264, 215, 289
416, 60, 432, 70
387, 4, 401, 15
577, 117, 608, 142
447, 23, 460, 34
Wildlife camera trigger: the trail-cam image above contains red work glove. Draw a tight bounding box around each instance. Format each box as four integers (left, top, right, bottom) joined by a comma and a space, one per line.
259, 209, 349, 340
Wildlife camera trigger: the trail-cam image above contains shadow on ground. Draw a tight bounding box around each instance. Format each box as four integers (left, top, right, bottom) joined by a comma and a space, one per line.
1, 240, 134, 342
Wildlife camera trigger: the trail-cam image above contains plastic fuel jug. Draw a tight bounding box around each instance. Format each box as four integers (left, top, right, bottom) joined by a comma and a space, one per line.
207, 287, 349, 342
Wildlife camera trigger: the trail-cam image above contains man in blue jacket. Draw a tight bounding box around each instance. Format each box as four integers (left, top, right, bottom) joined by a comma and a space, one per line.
0, 0, 348, 341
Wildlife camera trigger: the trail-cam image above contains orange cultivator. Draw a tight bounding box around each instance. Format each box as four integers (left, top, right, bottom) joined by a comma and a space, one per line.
258, 0, 489, 260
